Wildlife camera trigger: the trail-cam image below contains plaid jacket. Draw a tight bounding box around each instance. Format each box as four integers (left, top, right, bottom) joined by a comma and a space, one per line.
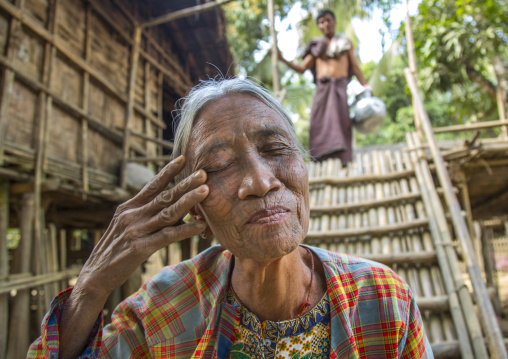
28, 245, 433, 358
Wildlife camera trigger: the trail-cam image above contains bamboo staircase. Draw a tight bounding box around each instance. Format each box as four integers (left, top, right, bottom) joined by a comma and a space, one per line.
304, 140, 500, 358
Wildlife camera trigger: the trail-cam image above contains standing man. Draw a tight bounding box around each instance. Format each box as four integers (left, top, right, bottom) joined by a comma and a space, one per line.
278, 9, 370, 163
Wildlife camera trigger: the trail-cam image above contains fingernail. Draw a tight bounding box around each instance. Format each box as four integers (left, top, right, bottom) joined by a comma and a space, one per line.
194, 170, 203, 179
197, 185, 207, 193
173, 155, 184, 164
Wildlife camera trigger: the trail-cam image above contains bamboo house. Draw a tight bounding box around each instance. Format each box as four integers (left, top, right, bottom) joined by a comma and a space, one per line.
0, 0, 232, 357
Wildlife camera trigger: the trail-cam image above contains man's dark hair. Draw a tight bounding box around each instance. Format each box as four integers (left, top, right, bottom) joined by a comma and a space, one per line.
316, 9, 335, 23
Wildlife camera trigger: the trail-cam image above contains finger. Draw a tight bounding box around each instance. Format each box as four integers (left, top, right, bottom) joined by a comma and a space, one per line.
144, 184, 209, 232
127, 155, 186, 207
143, 221, 207, 254
145, 169, 207, 215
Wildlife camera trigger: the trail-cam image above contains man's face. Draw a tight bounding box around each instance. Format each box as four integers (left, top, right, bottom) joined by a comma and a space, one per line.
187, 93, 310, 262
317, 13, 336, 37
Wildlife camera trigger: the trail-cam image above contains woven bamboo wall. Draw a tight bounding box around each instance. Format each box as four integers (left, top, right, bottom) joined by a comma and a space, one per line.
0, 0, 190, 192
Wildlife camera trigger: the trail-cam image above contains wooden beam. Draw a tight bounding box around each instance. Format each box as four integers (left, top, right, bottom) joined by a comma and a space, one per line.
141, 0, 236, 28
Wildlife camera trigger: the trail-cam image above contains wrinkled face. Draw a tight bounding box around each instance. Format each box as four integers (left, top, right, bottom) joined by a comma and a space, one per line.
187, 94, 309, 261
317, 13, 336, 37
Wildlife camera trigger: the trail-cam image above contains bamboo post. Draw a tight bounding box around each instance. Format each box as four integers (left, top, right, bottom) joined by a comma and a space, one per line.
268, 0, 280, 95
405, 71, 507, 358
59, 228, 67, 290
403, 0, 423, 141
120, 26, 142, 188
81, 2, 93, 193
6, 194, 34, 359
140, 0, 236, 28
157, 72, 164, 158
0, 180, 8, 357
496, 84, 508, 138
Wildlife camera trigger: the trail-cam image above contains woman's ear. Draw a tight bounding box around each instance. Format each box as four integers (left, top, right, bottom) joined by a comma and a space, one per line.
189, 206, 213, 239
189, 205, 204, 222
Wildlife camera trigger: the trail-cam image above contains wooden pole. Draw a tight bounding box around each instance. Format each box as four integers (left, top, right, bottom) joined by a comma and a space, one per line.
140, 0, 236, 28
405, 72, 507, 358
0, 180, 8, 358
268, 0, 280, 95
6, 193, 34, 359
120, 26, 142, 188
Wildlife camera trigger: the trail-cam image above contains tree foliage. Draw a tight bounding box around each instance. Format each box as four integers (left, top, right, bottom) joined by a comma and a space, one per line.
412, 0, 508, 123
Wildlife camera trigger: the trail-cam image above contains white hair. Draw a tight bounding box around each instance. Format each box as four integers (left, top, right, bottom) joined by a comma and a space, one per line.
172, 78, 306, 181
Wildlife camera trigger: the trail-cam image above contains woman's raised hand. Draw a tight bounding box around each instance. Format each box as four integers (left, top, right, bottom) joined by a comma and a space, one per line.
75, 155, 208, 300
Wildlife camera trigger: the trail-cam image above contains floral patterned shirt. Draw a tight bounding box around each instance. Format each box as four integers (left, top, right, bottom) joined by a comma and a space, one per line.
226, 290, 331, 359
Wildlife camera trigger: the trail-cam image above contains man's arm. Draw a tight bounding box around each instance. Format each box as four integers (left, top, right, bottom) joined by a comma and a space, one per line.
278, 53, 315, 74
347, 47, 369, 86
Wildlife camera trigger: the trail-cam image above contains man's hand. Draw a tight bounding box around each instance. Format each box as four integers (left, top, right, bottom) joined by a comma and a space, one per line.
59, 155, 208, 359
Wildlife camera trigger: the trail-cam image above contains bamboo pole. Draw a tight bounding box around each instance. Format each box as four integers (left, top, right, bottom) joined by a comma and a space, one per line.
268, 0, 280, 95
407, 132, 485, 358
0, 180, 8, 358
495, 82, 508, 138
6, 193, 34, 359
140, 0, 236, 28
0, 6, 22, 166
403, 0, 423, 140
309, 169, 414, 185
405, 71, 507, 358
120, 26, 142, 188
0, 268, 81, 295
81, 2, 93, 193
433, 119, 508, 134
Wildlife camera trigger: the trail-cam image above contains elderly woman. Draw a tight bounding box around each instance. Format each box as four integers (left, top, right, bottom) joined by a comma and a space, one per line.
28, 78, 432, 359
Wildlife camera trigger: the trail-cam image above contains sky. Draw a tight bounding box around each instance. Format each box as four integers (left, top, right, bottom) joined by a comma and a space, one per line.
273, 0, 420, 64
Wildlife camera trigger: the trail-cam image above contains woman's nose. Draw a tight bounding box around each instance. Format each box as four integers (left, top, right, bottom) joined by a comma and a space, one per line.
238, 156, 282, 199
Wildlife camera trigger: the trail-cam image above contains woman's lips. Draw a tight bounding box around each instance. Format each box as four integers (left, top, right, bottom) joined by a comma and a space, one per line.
247, 207, 290, 225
